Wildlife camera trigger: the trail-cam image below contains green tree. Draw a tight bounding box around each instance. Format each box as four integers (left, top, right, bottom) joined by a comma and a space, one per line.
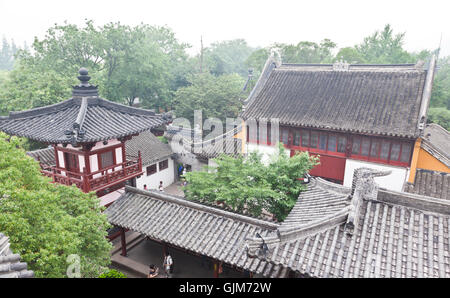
184, 144, 319, 221
427, 107, 450, 130
0, 37, 18, 70
98, 269, 127, 278
245, 48, 270, 74
0, 133, 112, 277
334, 47, 367, 64
173, 72, 245, 123
202, 39, 256, 77
244, 39, 336, 77
0, 61, 73, 115
279, 39, 336, 64
431, 56, 450, 109
0, 20, 190, 113
355, 24, 414, 64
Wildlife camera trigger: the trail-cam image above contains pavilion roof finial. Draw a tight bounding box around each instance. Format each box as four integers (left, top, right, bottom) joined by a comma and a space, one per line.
77, 67, 91, 87
72, 67, 98, 98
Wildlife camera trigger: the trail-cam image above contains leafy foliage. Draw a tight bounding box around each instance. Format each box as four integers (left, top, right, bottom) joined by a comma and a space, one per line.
0, 20, 191, 113
427, 107, 450, 130
279, 39, 336, 64
184, 144, 319, 221
202, 39, 256, 77
98, 269, 127, 278
431, 56, 450, 109
0, 132, 112, 277
173, 72, 245, 123
355, 24, 414, 64
0, 37, 19, 70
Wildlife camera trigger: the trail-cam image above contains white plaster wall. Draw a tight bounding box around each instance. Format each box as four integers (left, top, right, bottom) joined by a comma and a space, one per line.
114, 147, 123, 171
78, 155, 85, 173
90, 154, 100, 178
246, 143, 290, 165
115, 147, 123, 164
343, 159, 408, 192
57, 150, 65, 168
136, 158, 175, 190
57, 150, 66, 176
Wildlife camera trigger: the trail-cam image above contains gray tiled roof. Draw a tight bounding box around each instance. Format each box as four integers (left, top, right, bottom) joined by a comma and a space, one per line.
282, 179, 351, 228
0, 97, 166, 144
105, 187, 287, 277
26, 147, 55, 166
405, 169, 449, 200
194, 137, 242, 159
248, 169, 450, 278
126, 130, 173, 166
0, 233, 34, 278
241, 63, 427, 138
421, 123, 450, 167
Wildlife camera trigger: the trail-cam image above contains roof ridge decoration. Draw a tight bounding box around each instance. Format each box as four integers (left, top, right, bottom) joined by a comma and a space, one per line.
417, 55, 437, 132
242, 51, 280, 109
72, 67, 99, 98
344, 168, 391, 235
65, 97, 88, 146
332, 59, 349, 71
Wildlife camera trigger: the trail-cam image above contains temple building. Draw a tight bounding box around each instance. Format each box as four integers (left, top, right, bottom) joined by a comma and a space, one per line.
105, 166, 450, 278
247, 168, 450, 278
125, 130, 176, 191
239, 54, 440, 192
0, 68, 169, 198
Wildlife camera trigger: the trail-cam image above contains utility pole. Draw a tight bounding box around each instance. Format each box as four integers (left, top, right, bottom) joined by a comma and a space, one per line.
200, 35, 204, 73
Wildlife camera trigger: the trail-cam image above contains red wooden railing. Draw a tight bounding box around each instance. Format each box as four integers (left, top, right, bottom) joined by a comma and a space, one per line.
40, 153, 142, 193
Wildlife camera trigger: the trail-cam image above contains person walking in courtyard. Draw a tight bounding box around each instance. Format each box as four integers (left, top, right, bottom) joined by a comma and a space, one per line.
159, 181, 163, 192
163, 253, 173, 278
143, 184, 148, 190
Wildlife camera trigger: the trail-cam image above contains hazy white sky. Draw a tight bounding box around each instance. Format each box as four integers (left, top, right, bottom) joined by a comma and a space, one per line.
0, 0, 449, 56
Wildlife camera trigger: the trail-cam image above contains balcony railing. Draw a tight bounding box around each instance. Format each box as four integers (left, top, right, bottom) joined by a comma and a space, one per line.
40, 153, 143, 193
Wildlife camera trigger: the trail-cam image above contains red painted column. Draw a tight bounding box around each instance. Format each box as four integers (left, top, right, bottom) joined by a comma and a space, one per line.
83, 151, 91, 192
121, 142, 126, 165
120, 227, 127, 256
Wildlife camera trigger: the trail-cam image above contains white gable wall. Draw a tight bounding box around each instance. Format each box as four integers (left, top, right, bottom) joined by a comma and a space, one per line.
136, 158, 175, 190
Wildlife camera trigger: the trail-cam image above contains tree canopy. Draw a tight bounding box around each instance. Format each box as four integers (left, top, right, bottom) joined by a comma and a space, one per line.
0, 37, 19, 70
201, 39, 256, 77
184, 144, 319, 221
0, 132, 112, 277
173, 72, 245, 123
0, 20, 191, 113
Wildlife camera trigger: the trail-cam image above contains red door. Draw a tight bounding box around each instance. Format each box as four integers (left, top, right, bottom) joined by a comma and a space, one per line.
291, 150, 346, 183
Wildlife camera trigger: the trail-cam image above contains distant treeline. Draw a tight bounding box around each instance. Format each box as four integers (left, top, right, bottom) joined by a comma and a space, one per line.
0, 22, 448, 130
